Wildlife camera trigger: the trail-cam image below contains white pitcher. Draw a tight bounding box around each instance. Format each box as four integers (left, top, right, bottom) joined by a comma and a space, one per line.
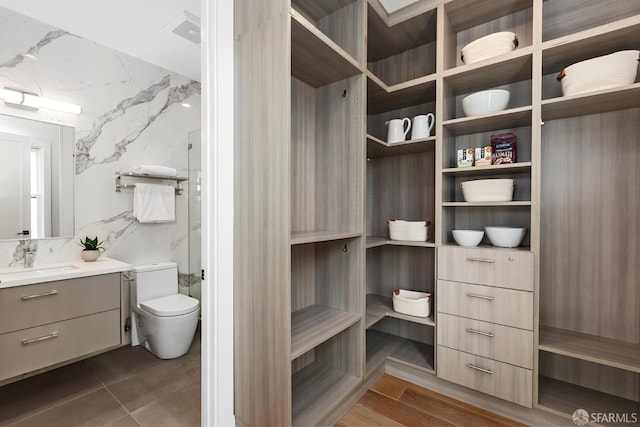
411, 113, 435, 139
386, 118, 411, 143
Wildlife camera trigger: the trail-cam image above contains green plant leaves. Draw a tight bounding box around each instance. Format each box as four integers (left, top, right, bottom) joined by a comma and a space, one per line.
78, 236, 104, 250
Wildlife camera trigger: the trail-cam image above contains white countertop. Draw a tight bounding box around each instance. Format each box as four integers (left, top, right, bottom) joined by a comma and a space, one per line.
0, 258, 131, 288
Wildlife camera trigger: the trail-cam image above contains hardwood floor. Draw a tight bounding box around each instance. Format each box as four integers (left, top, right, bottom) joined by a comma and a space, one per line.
336, 374, 527, 427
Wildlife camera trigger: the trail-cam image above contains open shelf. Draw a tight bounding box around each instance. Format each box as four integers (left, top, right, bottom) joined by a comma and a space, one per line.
367, 72, 436, 115
290, 305, 360, 360
442, 106, 532, 136
542, 83, 640, 121
542, 16, 640, 73
366, 329, 435, 376
538, 376, 640, 427
365, 236, 436, 249
442, 162, 532, 176
290, 9, 362, 88
366, 294, 434, 329
539, 326, 640, 373
442, 201, 531, 207
292, 360, 360, 427
291, 230, 361, 245
366, 134, 436, 158
444, 0, 532, 32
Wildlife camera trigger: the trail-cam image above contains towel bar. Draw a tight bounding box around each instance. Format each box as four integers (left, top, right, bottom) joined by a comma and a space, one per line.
115, 172, 188, 195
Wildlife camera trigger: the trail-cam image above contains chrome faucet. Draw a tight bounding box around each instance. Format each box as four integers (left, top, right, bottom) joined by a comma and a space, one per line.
22, 239, 37, 268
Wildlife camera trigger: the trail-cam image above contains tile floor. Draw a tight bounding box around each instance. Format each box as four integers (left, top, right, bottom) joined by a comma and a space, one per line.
0, 333, 201, 427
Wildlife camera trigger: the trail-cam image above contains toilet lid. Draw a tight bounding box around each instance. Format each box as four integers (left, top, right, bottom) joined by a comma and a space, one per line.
141, 294, 199, 317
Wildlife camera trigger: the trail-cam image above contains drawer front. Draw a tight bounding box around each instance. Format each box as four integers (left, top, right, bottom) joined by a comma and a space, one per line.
437, 313, 533, 369
437, 346, 532, 407
438, 246, 533, 291
437, 280, 533, 330
0, 273, 120, 334
0, 309, 121, 382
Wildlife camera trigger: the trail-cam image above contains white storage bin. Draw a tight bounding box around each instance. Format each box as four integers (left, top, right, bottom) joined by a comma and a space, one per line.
392, 289, 431, 318
558, 50, 640, 97
388, 220, 430, 242
461, 32, 518, 64
460, 179, 514, 202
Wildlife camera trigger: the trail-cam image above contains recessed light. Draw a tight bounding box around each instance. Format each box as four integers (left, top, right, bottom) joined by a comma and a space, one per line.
182, 103, 191, 108
22, 53, 37, 60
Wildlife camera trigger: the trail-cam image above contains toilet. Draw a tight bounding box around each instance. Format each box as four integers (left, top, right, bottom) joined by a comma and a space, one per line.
130, 262, 199, 359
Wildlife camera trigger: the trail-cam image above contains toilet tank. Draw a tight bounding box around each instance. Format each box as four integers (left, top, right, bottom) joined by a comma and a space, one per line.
131, 262, 178, 306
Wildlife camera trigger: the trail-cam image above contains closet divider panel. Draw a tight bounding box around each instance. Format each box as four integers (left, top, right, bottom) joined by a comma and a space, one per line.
234, 2, 292, 426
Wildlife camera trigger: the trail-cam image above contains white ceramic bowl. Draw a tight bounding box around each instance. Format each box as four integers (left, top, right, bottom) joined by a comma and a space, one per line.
485, 226, 527, 248
452, 230, 484, 247
462, 89, 510, 117
558, 50, 640, 97
461, 31, 518, 65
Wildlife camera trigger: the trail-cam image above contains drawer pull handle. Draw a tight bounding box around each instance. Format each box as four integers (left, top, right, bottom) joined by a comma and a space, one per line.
466, 257, 495, 263
122, 273, 134, 282
21, 290, 59, 300
466, 364, 493, 375
22, 332, 59, 345
466, 328, 495, 338
466, 293, 494, 301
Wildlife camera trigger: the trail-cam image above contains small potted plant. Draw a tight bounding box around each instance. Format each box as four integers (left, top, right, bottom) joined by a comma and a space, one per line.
78, 236, 104, 262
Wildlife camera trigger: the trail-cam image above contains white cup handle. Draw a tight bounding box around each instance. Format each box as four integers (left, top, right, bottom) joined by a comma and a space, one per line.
402, 117, 411, 138
426, 113, 435, 136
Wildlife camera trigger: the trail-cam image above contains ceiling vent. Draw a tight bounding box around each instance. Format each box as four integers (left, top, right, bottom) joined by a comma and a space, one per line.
164, 10, 201, 45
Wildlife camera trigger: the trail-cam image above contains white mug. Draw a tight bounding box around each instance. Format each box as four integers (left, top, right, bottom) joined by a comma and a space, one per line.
411, 113, 435, 139
386, 118, 411, 144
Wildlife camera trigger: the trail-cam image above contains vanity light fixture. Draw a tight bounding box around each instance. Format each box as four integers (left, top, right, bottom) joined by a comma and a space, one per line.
1, 87, 82, 115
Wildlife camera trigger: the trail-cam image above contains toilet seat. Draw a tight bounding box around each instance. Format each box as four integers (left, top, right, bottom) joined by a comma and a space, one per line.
140, 294, 199, 317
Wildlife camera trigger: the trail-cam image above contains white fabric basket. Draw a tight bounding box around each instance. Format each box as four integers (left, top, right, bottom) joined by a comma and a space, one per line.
388, 220, 430, 242
460, 179, 514, 202
392, 289, 432, 318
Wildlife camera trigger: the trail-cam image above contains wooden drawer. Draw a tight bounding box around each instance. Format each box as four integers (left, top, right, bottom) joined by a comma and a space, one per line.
437, 313, 533, 369
437, 280, 533, 330
437, 346, 532, 407
438, 246, 533, 291
0, 273, 120, 335
0, 309, 121, 381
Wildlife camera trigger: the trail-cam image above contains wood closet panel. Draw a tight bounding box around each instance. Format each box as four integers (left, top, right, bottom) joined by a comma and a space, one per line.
366, 151, 435, 238
540, 107, 640, 343
366, 246, 435, 296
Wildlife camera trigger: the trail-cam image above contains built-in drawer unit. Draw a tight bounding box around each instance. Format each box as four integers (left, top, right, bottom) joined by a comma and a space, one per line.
0, 310, 120, 381
437, 346, 533, 408
437, 280, 533, 330
437, 313, 533, 369
0, 273, 121, 335
438, 246, 533, 291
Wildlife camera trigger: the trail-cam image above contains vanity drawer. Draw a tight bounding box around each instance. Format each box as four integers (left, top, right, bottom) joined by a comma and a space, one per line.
0, 309, 121, 382
438, 246, 533, 291
437, 346, 532, 407
437, 313, 533, 369
0, 273, 120, 335
437, 280, 533, 330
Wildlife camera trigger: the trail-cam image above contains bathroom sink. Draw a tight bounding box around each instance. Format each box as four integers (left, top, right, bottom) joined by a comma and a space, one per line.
0, 265, 79, 282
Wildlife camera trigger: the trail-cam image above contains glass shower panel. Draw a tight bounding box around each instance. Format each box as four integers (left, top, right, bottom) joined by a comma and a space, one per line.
188, 129, 202, 302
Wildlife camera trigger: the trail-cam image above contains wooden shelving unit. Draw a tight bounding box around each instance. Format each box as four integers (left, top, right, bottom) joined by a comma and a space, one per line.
291, 231, 362, 245
366, 330, 435, 376
442, 201, 532, 207
541, 83, 640, 120
366, 134, 436, 158
442, 162, 532, 176
366, 294, 434, 329
365, 236, 436, 249
442, 107, 533, 136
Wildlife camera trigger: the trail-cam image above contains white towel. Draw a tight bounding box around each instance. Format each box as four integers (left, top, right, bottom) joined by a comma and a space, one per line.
132, 165, 177, 177
133, 183, 176, 223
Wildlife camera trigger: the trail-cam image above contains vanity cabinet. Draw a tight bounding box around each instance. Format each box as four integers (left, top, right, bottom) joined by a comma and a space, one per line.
0, 273, 122, 383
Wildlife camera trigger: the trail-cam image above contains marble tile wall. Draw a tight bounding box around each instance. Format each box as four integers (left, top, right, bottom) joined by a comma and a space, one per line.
0, 7, 201, 282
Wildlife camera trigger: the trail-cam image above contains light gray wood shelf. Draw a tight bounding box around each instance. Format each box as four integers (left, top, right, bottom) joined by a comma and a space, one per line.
291, 230, 362, 245
442, 162, 532, 176
365, 235, 436, 249
290, 305, 360, 360
537, 376, 640, 427
442, 201, 532, 207
539, 326, 640, 374
541, 15, 640, 74
290, 8, 362, 88
442, 106, 533, 137
367, 72, 436, 115
542, 83, 640, 121
440, 243, 532, 253
444, 0, 532, 32
366, 134, 436, 158
443, 50, 533, 95
366, 294, 434, 329
366, 329, 435, 376
292, 361, 360, 427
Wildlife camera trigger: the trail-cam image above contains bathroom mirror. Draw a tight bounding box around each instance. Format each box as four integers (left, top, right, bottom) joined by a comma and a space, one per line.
0, 113, 74, 240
